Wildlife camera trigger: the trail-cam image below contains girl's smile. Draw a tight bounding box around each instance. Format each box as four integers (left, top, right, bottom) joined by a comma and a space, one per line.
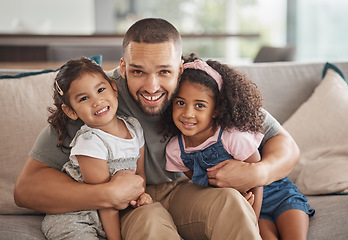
94, 106, 110, 116
179, 120, 197, 130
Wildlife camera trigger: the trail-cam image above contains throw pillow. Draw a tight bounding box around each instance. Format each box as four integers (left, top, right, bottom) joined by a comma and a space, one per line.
284, 63, 348, 195
0, 70, 57, 214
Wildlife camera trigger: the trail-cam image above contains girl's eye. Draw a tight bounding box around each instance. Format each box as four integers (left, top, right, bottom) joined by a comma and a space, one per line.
196, 103, 205, 108
176, 100, 185, 106
79, 96, 88, 102
98, 87, 105, 93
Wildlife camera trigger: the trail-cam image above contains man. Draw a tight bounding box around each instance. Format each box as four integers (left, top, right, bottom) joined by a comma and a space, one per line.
14, 18, 299, 239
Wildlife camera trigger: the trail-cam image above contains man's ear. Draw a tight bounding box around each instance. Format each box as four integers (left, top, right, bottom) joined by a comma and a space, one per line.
62, 104, 78, 120
119, 57, 126, 79
110, 81, 118, 97
179, 59, 184, 75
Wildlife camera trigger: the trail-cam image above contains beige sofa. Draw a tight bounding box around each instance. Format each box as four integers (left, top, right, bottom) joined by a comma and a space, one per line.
1, 61, 348, 239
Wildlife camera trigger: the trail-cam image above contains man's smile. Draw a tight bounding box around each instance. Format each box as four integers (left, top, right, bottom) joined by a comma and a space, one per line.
140, 93, 166, 105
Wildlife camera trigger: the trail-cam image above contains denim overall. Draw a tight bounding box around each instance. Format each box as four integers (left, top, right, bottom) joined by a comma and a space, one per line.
178, 129, 315, 222
178, 129, 234, 186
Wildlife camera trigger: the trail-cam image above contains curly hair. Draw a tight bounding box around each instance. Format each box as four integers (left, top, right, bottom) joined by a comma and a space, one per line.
47, 57, 113, 150
159, 53, 264, 140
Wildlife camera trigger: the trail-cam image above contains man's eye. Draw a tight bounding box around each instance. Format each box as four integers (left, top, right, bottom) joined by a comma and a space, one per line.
98, 87, 105, 93
133, 70, 143, 75
160, 70, 170, 75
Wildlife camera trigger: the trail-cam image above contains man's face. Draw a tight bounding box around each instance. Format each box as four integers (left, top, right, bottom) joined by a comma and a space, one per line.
120, 41, 183, 116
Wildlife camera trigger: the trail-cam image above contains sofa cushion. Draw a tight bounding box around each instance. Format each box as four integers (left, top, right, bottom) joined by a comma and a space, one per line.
0, 71, 58, 214
307, 195, 348, 239
0, 215, 45, 240
284, 63, 348, 195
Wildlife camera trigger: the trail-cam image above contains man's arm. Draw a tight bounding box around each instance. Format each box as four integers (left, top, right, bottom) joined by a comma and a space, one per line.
255, 126, 299, 185
14, 157, 145, 214
207, 126, 299, 192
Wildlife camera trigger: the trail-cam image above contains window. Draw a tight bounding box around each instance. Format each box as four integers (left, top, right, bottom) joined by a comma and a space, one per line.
2, 0, 346, 63
110, 0, 287, 63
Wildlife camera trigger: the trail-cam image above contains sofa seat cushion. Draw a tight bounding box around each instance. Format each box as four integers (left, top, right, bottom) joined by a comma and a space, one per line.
307, 195, 348, 240
0, 215, 45, 240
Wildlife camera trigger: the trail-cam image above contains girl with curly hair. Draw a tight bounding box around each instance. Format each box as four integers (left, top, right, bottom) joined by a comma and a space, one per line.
161, 54, 314, 239
42, 57, 152, 240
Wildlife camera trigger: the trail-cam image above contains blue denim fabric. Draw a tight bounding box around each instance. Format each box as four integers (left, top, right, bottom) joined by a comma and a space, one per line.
260, 177, 315, 223
178, 129, 234, 186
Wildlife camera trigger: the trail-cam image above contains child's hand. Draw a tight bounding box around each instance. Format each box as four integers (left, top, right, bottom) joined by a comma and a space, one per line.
138, 193, 153, 207
130, 193, 153, 208
242, 191, 255, 206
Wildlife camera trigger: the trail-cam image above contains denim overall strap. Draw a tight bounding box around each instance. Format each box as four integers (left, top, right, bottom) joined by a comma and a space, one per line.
178, 135, 194, 171
178, 129, 233, 186
177, 134, 185, 153
217, 128, 224, 141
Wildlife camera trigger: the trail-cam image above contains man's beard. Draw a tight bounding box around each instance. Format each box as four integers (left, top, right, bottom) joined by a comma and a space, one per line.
125, 74, 180, 116
136, 96, 170, 116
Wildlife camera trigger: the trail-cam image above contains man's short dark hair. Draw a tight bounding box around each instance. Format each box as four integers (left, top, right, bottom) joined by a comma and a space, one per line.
123, 18, 182, 56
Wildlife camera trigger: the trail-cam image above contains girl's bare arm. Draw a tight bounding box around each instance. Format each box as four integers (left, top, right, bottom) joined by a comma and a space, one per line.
242, 150, 263, 218
134, 146, 153, 207
77, 155, 122, 240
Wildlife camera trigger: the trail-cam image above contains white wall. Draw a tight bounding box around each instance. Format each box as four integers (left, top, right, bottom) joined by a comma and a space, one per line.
0, 0, 95, 35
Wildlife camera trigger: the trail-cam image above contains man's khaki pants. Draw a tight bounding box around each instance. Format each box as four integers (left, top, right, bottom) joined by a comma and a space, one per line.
120, 177, 261, 240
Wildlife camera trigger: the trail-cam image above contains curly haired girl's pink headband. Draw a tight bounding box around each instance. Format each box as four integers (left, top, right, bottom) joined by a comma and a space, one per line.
183, 59, 223, 91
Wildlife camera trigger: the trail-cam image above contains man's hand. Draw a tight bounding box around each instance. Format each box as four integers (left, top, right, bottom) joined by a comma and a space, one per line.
107, 170, 145, 210
207, 159, 263, 192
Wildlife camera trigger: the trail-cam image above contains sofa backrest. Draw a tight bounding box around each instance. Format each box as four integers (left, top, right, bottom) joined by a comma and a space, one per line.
235, 61, 348, 123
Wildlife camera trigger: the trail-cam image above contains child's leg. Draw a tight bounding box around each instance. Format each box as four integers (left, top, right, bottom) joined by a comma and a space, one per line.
259, 218, 278, 240
276, 209, 309, 240
42, 211, 102, 240
99, 208, 121, 240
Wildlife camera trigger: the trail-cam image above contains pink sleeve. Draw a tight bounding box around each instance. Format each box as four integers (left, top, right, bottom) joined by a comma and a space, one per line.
221, 129, 264, 161
165, 137, 190, 172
